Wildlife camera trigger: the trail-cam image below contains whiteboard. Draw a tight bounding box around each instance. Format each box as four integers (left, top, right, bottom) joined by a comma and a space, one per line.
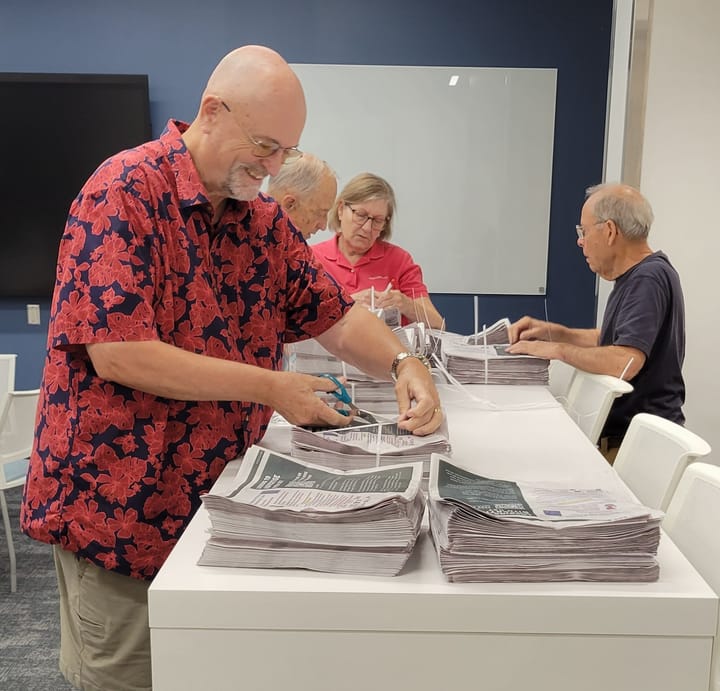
291, 64, 557, 295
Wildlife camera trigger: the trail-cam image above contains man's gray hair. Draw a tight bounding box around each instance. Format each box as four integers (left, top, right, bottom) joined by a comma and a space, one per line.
585, 183, 654, 240
267, 153, 336, 199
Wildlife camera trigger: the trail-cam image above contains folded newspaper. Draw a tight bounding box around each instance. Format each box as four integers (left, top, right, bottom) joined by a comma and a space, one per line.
290, 418, 451, 484
438, 318, 549, 385
428, 454, 663, 583
198, 445, 426, 576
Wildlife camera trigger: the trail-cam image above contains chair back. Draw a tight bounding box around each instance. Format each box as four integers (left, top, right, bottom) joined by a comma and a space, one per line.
547, 360, 576, 406
565, 370, 633, 444
0, 354, 17, 400
663, 462, 720, 691
0, 389, 40, 490
614, 413, 711, 510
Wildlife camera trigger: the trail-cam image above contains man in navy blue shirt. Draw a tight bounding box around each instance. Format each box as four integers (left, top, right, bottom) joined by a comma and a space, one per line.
508, 183, 685, 460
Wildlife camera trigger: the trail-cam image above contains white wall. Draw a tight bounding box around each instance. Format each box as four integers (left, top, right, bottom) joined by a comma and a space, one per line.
640, 0, 720, 457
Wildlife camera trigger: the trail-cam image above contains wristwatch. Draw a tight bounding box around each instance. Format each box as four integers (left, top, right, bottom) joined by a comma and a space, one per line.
390, 351, 432, 382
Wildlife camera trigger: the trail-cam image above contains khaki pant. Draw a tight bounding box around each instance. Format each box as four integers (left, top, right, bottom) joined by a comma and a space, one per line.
599, 436, 622, 465
53, 545, 152, 691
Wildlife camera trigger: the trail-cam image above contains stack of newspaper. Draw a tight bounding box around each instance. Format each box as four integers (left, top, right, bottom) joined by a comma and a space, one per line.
440, 318, 549, 385
199, 446, 426, 577
286, 324, 432, 415
428, 454, 663, 583
290, 418, 451, 482
285, 337, 396, 413
284, 337, 371, 380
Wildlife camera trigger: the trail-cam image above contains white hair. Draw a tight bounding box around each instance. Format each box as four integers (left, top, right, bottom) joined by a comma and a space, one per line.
267, 153, 336, 199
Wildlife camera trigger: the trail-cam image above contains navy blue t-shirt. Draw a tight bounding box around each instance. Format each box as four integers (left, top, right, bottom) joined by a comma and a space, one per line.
600, 251, 685, 437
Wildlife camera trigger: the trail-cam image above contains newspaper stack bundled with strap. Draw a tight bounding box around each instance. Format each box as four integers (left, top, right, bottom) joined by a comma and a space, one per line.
440, 318, 549, 385
199, 446, 425, 577
285, 323, 432, 415
428, 454, 663, 583
285, 337, 390, 414
290, 416, 451, 487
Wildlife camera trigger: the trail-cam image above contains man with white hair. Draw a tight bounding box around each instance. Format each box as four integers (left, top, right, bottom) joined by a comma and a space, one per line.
267, 153, 337, 238
508, 183, 685, 459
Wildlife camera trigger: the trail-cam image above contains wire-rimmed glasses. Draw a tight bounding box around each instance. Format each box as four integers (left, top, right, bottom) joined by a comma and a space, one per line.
221, 100, 302, 163
575, 220, 606, 240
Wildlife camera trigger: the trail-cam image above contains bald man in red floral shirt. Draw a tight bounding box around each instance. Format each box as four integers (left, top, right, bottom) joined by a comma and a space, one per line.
21, 45, 441, 691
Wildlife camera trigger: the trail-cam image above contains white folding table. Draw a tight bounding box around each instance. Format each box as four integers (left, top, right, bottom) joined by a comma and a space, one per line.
149, 385, 717, 691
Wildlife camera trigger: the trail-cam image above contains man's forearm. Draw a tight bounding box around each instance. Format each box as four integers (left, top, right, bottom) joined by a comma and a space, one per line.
316, 304, 404, 380
555, 342, 644, 379
553, 324, 600, 347
86, 340, 280, 402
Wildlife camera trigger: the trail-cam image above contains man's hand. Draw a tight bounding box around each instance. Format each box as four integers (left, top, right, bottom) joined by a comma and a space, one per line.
393, 357, 443, 436
506, 339, 560, 360
265, 372, 354, 428
508, 316, 551, 343
350, 288, 375, 309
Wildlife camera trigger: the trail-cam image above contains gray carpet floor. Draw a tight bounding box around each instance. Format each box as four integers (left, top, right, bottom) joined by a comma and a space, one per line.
0, 485, 74, 690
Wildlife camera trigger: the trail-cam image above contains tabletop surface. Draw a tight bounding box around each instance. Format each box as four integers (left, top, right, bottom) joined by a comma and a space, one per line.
149, 384, 718, 636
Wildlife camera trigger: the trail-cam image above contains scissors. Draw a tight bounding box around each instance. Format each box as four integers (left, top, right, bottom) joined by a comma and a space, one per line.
318, 374, 377, 424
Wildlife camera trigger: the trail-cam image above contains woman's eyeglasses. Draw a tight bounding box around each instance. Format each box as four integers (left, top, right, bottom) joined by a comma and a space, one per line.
346, 203, 388, 232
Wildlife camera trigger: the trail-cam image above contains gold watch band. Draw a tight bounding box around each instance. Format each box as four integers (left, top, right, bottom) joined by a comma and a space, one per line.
390, 352, 432, 381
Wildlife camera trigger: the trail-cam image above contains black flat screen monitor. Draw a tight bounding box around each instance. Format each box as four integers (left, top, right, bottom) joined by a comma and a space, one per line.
0, 73, 152, 299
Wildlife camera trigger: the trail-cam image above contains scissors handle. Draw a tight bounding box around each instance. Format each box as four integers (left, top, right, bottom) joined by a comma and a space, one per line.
318, 373, 353, 415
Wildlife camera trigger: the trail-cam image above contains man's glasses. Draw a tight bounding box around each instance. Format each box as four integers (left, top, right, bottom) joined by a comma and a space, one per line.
221, 101, 303, 163
575, 220, 606, 240
346, 203, 388, 232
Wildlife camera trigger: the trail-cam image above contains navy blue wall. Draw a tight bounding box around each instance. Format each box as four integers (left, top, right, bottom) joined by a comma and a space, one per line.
0, 0, 612, 388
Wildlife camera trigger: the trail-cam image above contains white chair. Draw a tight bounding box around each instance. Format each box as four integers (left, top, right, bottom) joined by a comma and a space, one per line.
0, 389, 40, 592
564, 370, 633, 445
663, 462, 720, 691
0, 354, 17, 401
547, 359, 576, 405
613, 413, 711, 510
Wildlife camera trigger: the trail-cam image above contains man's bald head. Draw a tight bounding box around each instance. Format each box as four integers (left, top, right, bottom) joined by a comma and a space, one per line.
202, 45, 306, 133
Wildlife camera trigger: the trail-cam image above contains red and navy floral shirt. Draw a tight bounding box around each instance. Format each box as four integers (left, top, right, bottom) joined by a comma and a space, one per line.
20, 120, 351, 579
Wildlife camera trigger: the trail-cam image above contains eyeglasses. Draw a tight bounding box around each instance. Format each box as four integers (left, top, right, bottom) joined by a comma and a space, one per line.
346, 203, 388, 232
220, 101, 303, 163
575, 220, 606, 240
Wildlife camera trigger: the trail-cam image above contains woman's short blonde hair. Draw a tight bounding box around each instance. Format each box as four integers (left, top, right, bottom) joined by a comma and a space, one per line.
328, 172, 396, 241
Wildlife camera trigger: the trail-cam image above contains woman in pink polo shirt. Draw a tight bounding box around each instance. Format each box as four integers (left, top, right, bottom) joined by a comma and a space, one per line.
311, 172, 444, 328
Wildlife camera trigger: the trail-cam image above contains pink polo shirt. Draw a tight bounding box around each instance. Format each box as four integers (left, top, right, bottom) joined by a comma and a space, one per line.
312, 236, 430, 299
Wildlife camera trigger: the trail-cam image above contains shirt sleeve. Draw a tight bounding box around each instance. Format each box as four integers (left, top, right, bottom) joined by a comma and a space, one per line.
50, 169, 160, 350
392, 245, 430, 299
608, 271, 669, 357
280, 225, 353, 343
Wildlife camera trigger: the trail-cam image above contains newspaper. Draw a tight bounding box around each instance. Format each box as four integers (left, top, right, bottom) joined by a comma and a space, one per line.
464, 317, 511, 346
290, 419, 451, 485
428, 454, 662, 583
217, 444, 423, 511
430, 455, 660, 525
285, 325, 433, 415
198, 446, 426, 576
442, 342, 549, 385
